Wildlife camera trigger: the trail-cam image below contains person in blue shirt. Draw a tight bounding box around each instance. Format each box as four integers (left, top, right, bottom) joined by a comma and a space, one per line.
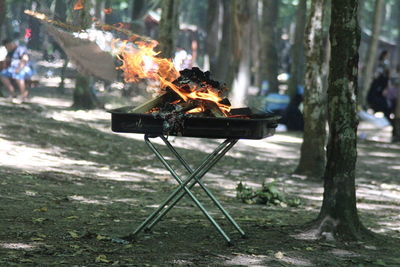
0, 39, 34, 102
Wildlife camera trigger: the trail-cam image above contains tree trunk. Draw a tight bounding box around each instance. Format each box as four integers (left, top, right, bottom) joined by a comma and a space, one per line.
316, 0, 370, 241
71, 0, 101, 109
230, 0, 252, 107
0, 0, 5, 97
393, 3, 400, 143
287, 0, 307, 100
28, 1, 42, 50
158, 0, 180, 59
0, 0, 6, 41
250, 0, 261, 89
360, 0, 385, 107
131, 0, 148, 35
295, 0, 327, 179
259, 0, 280, 94
54, 0, 67, 22
205, 0, 221, 74
215, 0, 234, 86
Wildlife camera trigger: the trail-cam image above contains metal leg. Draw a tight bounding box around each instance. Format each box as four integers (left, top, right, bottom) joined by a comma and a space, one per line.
143, 135, 232, 243
128, 135, 234, 242
148, 136, 245, 237
128, 134, 241, 244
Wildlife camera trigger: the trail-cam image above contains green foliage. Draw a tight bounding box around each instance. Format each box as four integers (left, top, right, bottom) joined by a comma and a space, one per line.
236, 182, 301, 207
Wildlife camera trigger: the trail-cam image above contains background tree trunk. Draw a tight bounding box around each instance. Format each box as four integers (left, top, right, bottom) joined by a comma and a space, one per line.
0, 0, 4, 97
215, 0, 234, 86
393, 3, 400, 142
316, 0, 370, 240
158, 0, 180, 58
54, 0, 68, 22
131, 0, 148, 35
230, 0, 252, 107
71, 0, 101, 109
360, 0, 385, 107
259, 0, 280, 94
0, 0, 6, 41
295, 0, 327, 179
287, 0, 307, 100
205, 0, 221, 74
250, 0, 261, 89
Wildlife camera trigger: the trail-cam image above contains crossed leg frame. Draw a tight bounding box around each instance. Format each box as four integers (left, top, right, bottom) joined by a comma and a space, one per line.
125, 134, 245, 244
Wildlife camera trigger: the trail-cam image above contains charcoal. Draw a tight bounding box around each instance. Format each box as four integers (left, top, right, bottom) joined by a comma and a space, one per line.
173, 67, 223, 91
219, 98, 231, 106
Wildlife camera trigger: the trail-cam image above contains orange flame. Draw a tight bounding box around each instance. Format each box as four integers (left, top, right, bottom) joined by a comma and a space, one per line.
73, 0, 85, 10
113, 40, 231, 115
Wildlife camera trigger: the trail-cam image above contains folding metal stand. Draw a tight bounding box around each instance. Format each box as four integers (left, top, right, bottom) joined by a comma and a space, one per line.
127, 134, 245, 244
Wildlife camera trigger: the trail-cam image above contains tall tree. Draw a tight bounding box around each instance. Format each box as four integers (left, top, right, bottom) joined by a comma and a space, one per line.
0, 0, 6, 41
215, 0, 234, 86
158, 0, 180, 58
230, 0, 252, 107
295, 0, 328, 178
360, 0, 385, 107
315, 0, 370, 240
393, 3, 400, 143
287, 0, 307, 100
259, 0, 280, 94
71, 0, 101, 109
0, 0, 4, 97
131, 0, 151, 35
205, 0, 221, 74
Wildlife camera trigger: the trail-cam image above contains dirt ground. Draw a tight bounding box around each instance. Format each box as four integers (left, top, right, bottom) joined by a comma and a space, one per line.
0, 87, 400, 266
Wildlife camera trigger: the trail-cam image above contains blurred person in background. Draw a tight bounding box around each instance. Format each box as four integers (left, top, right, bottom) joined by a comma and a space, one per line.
0, 39, 34, 102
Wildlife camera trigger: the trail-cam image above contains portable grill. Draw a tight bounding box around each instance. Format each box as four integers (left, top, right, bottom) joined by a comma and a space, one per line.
110, 106, 279, 244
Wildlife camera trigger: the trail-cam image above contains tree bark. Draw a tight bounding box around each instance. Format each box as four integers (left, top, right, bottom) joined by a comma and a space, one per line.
316, 0, 370, 241
295, 0, 327, 179
259, 0, 280, 94
205, 0, 221, 74
230, 0, 252, 107
215, 0, 234, 86
287, 0, 307, 100
250, 0, 261, 89
0, 0, 6, 41
0, 0, 5, 97
54, 0, 68, 22
71, 0, 101, 110
393, 3, 400, 143
131, 0, 148, 35
360, 0, 385, 107
158, 0, 180, 59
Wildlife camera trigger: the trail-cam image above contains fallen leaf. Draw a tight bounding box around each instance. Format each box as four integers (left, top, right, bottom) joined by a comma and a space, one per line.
32, 218, 47, 223
34, 207, 48, 212
375, 259, 387, 266
68, 231, 79, 239
66, 216, 78, 220
70, 245, 80, 249
305, 247, 314, 251
274, 251, 284, 259
95, 254, 110, 263
96, 234, 109, 241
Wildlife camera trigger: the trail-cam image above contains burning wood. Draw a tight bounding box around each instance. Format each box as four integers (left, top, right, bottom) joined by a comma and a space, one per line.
129, 67, 231, 119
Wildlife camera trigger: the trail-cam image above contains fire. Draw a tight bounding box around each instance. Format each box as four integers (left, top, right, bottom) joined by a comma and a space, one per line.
24, 8, 231, 116
113, 40, 231, 115
73, 0, 85, 10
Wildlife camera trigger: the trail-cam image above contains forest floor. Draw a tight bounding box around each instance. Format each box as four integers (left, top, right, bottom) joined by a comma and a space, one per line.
0, 86, 400, 266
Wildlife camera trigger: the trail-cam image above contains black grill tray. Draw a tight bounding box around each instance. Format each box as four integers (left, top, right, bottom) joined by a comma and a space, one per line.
109, 106, 279, 140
